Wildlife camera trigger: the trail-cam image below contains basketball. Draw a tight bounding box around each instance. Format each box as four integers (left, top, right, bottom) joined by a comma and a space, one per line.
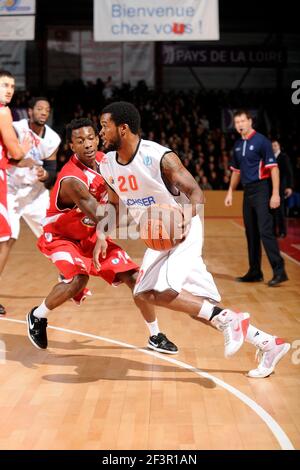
139, 204, 184, 251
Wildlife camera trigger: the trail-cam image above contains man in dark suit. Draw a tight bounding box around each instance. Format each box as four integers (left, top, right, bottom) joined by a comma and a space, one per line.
271, 140, 293, 238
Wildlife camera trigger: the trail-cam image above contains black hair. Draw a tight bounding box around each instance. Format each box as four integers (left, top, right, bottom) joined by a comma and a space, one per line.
28, 96, 50, 109
101, 101, 141, 135
66, 118, 98, 143
0, 70, 14, 79
233, 109, 253, 120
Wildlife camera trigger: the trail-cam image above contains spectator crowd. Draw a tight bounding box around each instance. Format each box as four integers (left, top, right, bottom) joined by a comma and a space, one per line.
11, 79, 300, 213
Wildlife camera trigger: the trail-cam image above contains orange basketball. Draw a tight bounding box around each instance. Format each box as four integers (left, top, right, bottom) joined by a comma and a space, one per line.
139, 204, 184, 251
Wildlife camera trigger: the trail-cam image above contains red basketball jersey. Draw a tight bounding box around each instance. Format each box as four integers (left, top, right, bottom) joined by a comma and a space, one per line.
0, 103, 8, 170
43, 152, 107, 240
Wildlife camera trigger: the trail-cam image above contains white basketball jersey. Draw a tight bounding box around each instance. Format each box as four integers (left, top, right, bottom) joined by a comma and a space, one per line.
8, 119, 61, 189
100, 139, 189, 221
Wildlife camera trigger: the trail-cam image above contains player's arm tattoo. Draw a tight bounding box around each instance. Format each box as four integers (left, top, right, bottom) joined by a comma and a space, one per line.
161, 152, 204, 208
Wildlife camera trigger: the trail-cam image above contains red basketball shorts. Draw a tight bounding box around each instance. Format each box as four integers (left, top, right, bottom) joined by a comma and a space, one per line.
38, 233, 139, 285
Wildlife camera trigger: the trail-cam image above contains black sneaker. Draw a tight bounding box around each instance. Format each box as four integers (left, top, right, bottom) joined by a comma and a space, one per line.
236, 272, 264, 282
26, 307, 48, 349
148, 333, 178, 354
0, 304, 6, 315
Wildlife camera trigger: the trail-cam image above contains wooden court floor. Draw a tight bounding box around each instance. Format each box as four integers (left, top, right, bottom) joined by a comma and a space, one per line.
0, 218, 299, 450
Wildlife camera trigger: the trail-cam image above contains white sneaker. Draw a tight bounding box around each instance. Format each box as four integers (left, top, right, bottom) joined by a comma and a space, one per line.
247, 338, 290, 378
211, 309, 250, 357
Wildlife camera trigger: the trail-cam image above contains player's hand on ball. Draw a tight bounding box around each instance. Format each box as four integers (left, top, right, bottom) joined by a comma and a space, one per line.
93, 236, 108, 271
140, 204, 185, 251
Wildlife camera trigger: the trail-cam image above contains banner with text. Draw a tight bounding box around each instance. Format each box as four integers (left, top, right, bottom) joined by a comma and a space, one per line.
0, 16, 35, 40
162, 44, 286, 67
0, 0, 35, 15
94, 0, 219, 42
0, 0, 35, 39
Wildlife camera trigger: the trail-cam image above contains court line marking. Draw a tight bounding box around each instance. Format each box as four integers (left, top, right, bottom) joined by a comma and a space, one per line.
0, 317, 294, 450
281, 251, 300, 267
231, 220, 300, 267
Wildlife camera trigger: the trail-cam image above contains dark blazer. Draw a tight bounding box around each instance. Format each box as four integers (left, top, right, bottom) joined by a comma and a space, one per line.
276, 152, 293, 193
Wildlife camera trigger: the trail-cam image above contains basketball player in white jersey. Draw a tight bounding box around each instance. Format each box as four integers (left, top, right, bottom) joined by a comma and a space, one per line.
8, 97, 60, 239
96, 101, 290, 378
0, 98, 60, 295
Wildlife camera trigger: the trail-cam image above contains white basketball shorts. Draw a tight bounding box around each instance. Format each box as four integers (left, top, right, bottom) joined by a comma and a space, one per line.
7, 187, 49, 239
133, 215, 221, 302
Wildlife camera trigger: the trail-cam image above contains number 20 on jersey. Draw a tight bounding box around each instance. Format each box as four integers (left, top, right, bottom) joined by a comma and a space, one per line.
118, 175, 139, 192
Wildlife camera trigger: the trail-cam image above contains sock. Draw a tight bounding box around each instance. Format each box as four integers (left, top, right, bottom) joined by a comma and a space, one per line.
245, 324, 275, 351
145, 319, 160, 337
33, 300, 50, 319
197, 300, 222, 321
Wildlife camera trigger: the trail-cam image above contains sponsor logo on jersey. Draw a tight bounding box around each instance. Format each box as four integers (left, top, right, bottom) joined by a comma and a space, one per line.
108, 176, 115, 185
111, 258, 120, 265
29, 146, 42, 162
143, 156, 152, 167
81, 216, 95, 227
126, 196, 156, 207
44, 232, 53, 242
249, 145, 254, 150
